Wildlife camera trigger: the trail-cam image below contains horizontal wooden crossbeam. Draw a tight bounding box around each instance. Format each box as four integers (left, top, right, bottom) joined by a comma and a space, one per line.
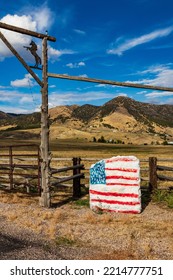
47, 73, 173, 92
0, 22, 56, 42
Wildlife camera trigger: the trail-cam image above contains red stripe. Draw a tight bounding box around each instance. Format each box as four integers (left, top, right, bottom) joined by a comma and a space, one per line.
90, 189, 139, 198
94, 208, 140, 214
91, 199, 140, 206
106, 183, 139, 186
106, 175, 139, 180
106, 158, 136, 163
105, 168, 138, 173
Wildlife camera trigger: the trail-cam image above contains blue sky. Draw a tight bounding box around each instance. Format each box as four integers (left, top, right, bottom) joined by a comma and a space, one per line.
1, 0, 173, 113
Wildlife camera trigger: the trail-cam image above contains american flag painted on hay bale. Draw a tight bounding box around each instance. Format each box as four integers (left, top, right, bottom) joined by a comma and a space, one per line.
90, 156, 141, 214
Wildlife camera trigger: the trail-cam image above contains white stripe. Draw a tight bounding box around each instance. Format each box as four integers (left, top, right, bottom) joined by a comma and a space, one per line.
106, 161, 139, 169
90, 201, 141, 212
90, 184, 141, 195
90, 194, 140, 203
106, 178, 140, 185
105, 169, 140, 177
106, 156, 139, 162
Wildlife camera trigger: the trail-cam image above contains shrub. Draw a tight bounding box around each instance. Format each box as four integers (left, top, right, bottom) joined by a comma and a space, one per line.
152, 189, 173, 208
98, 136, 106, 143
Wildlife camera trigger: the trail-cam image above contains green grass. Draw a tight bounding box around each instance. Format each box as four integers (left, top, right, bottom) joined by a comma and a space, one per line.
55, 236, 76, 246
73, 198, 89, 207
152, 189, 173, 208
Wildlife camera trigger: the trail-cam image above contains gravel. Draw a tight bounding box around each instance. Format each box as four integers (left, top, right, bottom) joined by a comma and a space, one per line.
0, 200, 173, 260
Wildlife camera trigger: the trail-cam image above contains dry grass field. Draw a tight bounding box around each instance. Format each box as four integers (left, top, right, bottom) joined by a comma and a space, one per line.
49, 139, 173, 159
0, 139, 173, 259
0, 190, 173, 259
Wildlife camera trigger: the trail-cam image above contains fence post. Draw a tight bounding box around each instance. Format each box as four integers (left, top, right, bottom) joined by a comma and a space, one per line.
149, 157, 157, 192
37, 147, 41, 195
72, 157, 81, 199
9, 146, 14, 190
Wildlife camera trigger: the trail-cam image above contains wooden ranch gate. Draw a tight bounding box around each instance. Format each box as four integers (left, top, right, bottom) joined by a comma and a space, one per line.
0, 145, 84, 200
0, 145, 41, 192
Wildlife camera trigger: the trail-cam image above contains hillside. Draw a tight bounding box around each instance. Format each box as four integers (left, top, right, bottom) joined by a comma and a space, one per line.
0, 97, 173, 144
0, 112, 40, 128
49, 96, 173, 128
0, 111, 12, 120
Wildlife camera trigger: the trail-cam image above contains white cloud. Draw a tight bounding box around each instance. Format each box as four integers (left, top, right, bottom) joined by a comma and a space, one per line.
0, 5, 55, 61
66, 61, 85, 68
0, 14, 34, 59
107, 26, 173, 55
140, 69, 173, 87
136, 90, 148, 95
0, 88, 41, 113
79, 74, 88, 78
145, 91, 173, 98
127, 64, 173, 88
29, 5, 55, 31
48, 90, 116, 107
137, 64, 170, 75
0, 85, 10, 89
95, 84, 117, 89
49, 47, 75, 60
78, 62, 85, 66
66, 63, 74, 68
0, 105, 33, 114
19, 96, 33, 104
0, 5, 76, 63
165, 98, 173, 104
126, 64, 173, 104
11, 74, 35, 87
0, 89, 23, 101
117, 93, 128, 97
73, 29, 86, 35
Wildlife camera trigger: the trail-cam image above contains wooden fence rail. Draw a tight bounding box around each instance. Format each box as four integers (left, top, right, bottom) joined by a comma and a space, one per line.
0, 144, 41, 193
0, 146, 84, 199
149, 157, 173, 192
1, 150, 173, 202
50, 157, 85, 199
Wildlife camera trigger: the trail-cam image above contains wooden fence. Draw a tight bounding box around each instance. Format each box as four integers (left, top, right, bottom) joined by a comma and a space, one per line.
1, 149, 173, 201
50, 157, 84, 199
50, 156, 173, 193
149, 157, 173, 192
0, 145, 84, 199
0, 144, 41, 193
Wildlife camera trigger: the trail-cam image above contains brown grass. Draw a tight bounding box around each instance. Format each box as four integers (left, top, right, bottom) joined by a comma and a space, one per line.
0, 189, 173, 259
0, 140, 173, 259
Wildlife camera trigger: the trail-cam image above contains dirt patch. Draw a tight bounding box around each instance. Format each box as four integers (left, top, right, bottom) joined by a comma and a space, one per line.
0, 191, 173, 260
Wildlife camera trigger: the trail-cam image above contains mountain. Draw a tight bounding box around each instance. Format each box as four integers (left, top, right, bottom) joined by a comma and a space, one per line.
0, 111, 12, 120
105, 96, 173, 127
48, 96, 173, 143
97, 96, 173, 127
71, 104, 100, 121
1, 96, 173, 144
0, 112, 41, 128
49, 96, 173, 128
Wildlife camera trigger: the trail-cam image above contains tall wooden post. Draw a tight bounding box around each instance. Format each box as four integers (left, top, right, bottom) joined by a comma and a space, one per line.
149, 157, 158, 192
39, 37, 51, 207
0, 23, 56, 207
72, 157, 82, 199
9, 146, 14, 190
